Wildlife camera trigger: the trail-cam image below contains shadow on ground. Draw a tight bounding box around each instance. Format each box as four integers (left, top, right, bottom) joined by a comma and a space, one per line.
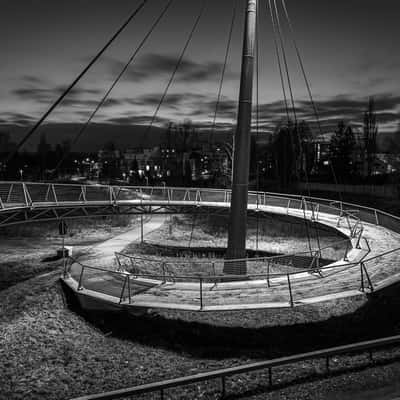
62, 281, 400, 360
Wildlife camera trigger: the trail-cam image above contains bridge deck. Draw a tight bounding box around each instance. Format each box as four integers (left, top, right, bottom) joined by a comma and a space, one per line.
64, 203, 400, 311
1, 182, 399, 311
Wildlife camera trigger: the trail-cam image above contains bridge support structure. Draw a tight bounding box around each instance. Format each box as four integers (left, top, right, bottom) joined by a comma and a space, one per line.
225, 0, 257, 275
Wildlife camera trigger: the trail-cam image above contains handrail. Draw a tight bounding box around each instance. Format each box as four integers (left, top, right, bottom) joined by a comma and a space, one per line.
3, 182, 400, 284
114, 237, 349, 267
3, 182, 396, 232
71, 334, 400, 400
69, 245, 400, 283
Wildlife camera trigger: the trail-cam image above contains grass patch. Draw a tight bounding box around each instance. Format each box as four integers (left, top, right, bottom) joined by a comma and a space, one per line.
1, 212, 400, 399
0, 215, 141, 291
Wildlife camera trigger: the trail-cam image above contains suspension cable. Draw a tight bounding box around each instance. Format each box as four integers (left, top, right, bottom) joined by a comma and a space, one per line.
142, 0, 207, 142
55, 0, 174, 173
280, 0, 342, 202
272, 0, 297, 123
5, 0, 149, 164
267, 0, 289, 123
209, 0, 238, 146
277, 0, 322, 255
271, 0, 316, 256
281, 0, 321, 135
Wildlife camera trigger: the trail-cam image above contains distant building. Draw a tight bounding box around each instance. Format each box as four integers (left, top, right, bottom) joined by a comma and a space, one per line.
311, 132, 333, 174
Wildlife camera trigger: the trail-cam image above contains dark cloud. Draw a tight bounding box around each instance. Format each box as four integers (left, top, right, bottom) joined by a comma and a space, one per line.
108, 53, 237, 84
4, 89, 400, 135
254, 94, 400, 133
1, 112, 36, 126
12, 85, 103, 105
105, 114, 170, 127
21, 75, 47, 85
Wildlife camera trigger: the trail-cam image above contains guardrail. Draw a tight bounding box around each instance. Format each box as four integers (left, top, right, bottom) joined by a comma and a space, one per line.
71, 334, 400, 400
0, 181, 371, 239
66, 244, 400, 309
3, 182, 400, 297
114, 237, 351, 281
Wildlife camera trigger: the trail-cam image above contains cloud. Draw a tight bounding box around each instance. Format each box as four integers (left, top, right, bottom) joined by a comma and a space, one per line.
21, 75, 47, 85
4, 86, 400, 135
105, 114, 170, 127
108, 53, 237, 83
0, 112, 36, 126
12, 85, 103, 106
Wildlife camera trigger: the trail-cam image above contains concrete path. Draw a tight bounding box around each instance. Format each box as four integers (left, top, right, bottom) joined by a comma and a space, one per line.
77, 215, 166, 268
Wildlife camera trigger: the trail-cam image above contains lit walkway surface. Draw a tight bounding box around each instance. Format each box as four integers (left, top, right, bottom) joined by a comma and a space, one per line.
1, 182, 400, 311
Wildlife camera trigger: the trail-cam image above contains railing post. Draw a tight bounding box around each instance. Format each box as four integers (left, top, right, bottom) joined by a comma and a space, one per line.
199, 277, 203, 310
45, 184, 51, 202
374, 210, 380, 225
119, 275, 128, 304
267, 261, 271, 288
52, 184, 58, 204
7, 184, 13, 203
80, 185, 87, 202
343, 241, 350, 261
115, 253, 122, 271
221, 376, 226, 398
127, 275, 131, 304
63, 255, 69, 279
110, 186, 117, 205
360, 262, 365, 292
356, 228, 363, 249
287, 274, 294, 307
22, 183, 32, 206
141, 214, 144, 243
77, 266, 85, 291
268, 367, 272, 386
162, 262, 166, 284
362, 262, 374, 292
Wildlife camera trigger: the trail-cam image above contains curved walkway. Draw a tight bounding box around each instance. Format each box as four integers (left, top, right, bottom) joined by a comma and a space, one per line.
66, 202, 400, 311
76, 214, 166, 268
1, 182, 400, 311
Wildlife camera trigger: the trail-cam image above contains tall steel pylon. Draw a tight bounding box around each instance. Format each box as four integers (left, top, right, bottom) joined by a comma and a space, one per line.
224, 0, 257, 274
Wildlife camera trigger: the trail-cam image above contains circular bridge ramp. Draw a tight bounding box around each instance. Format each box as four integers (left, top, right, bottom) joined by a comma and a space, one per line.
1, 181, 400, 312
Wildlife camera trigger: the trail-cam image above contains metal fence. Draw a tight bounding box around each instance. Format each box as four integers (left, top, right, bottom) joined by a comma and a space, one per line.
71, 334, 400, 400
66, 243, 400, 310
0, 181, 377, 237
114, 237, 350, 281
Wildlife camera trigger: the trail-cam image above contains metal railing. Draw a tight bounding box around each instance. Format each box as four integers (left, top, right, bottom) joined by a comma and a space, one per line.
0, 181, 372, 238
3, 181, 400, 302
65, 244, 400, 310
71, 333, 400, 400
114, 237, 351, 281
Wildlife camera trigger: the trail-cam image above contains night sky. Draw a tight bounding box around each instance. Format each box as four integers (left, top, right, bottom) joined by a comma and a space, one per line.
1, 0, 399, 149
